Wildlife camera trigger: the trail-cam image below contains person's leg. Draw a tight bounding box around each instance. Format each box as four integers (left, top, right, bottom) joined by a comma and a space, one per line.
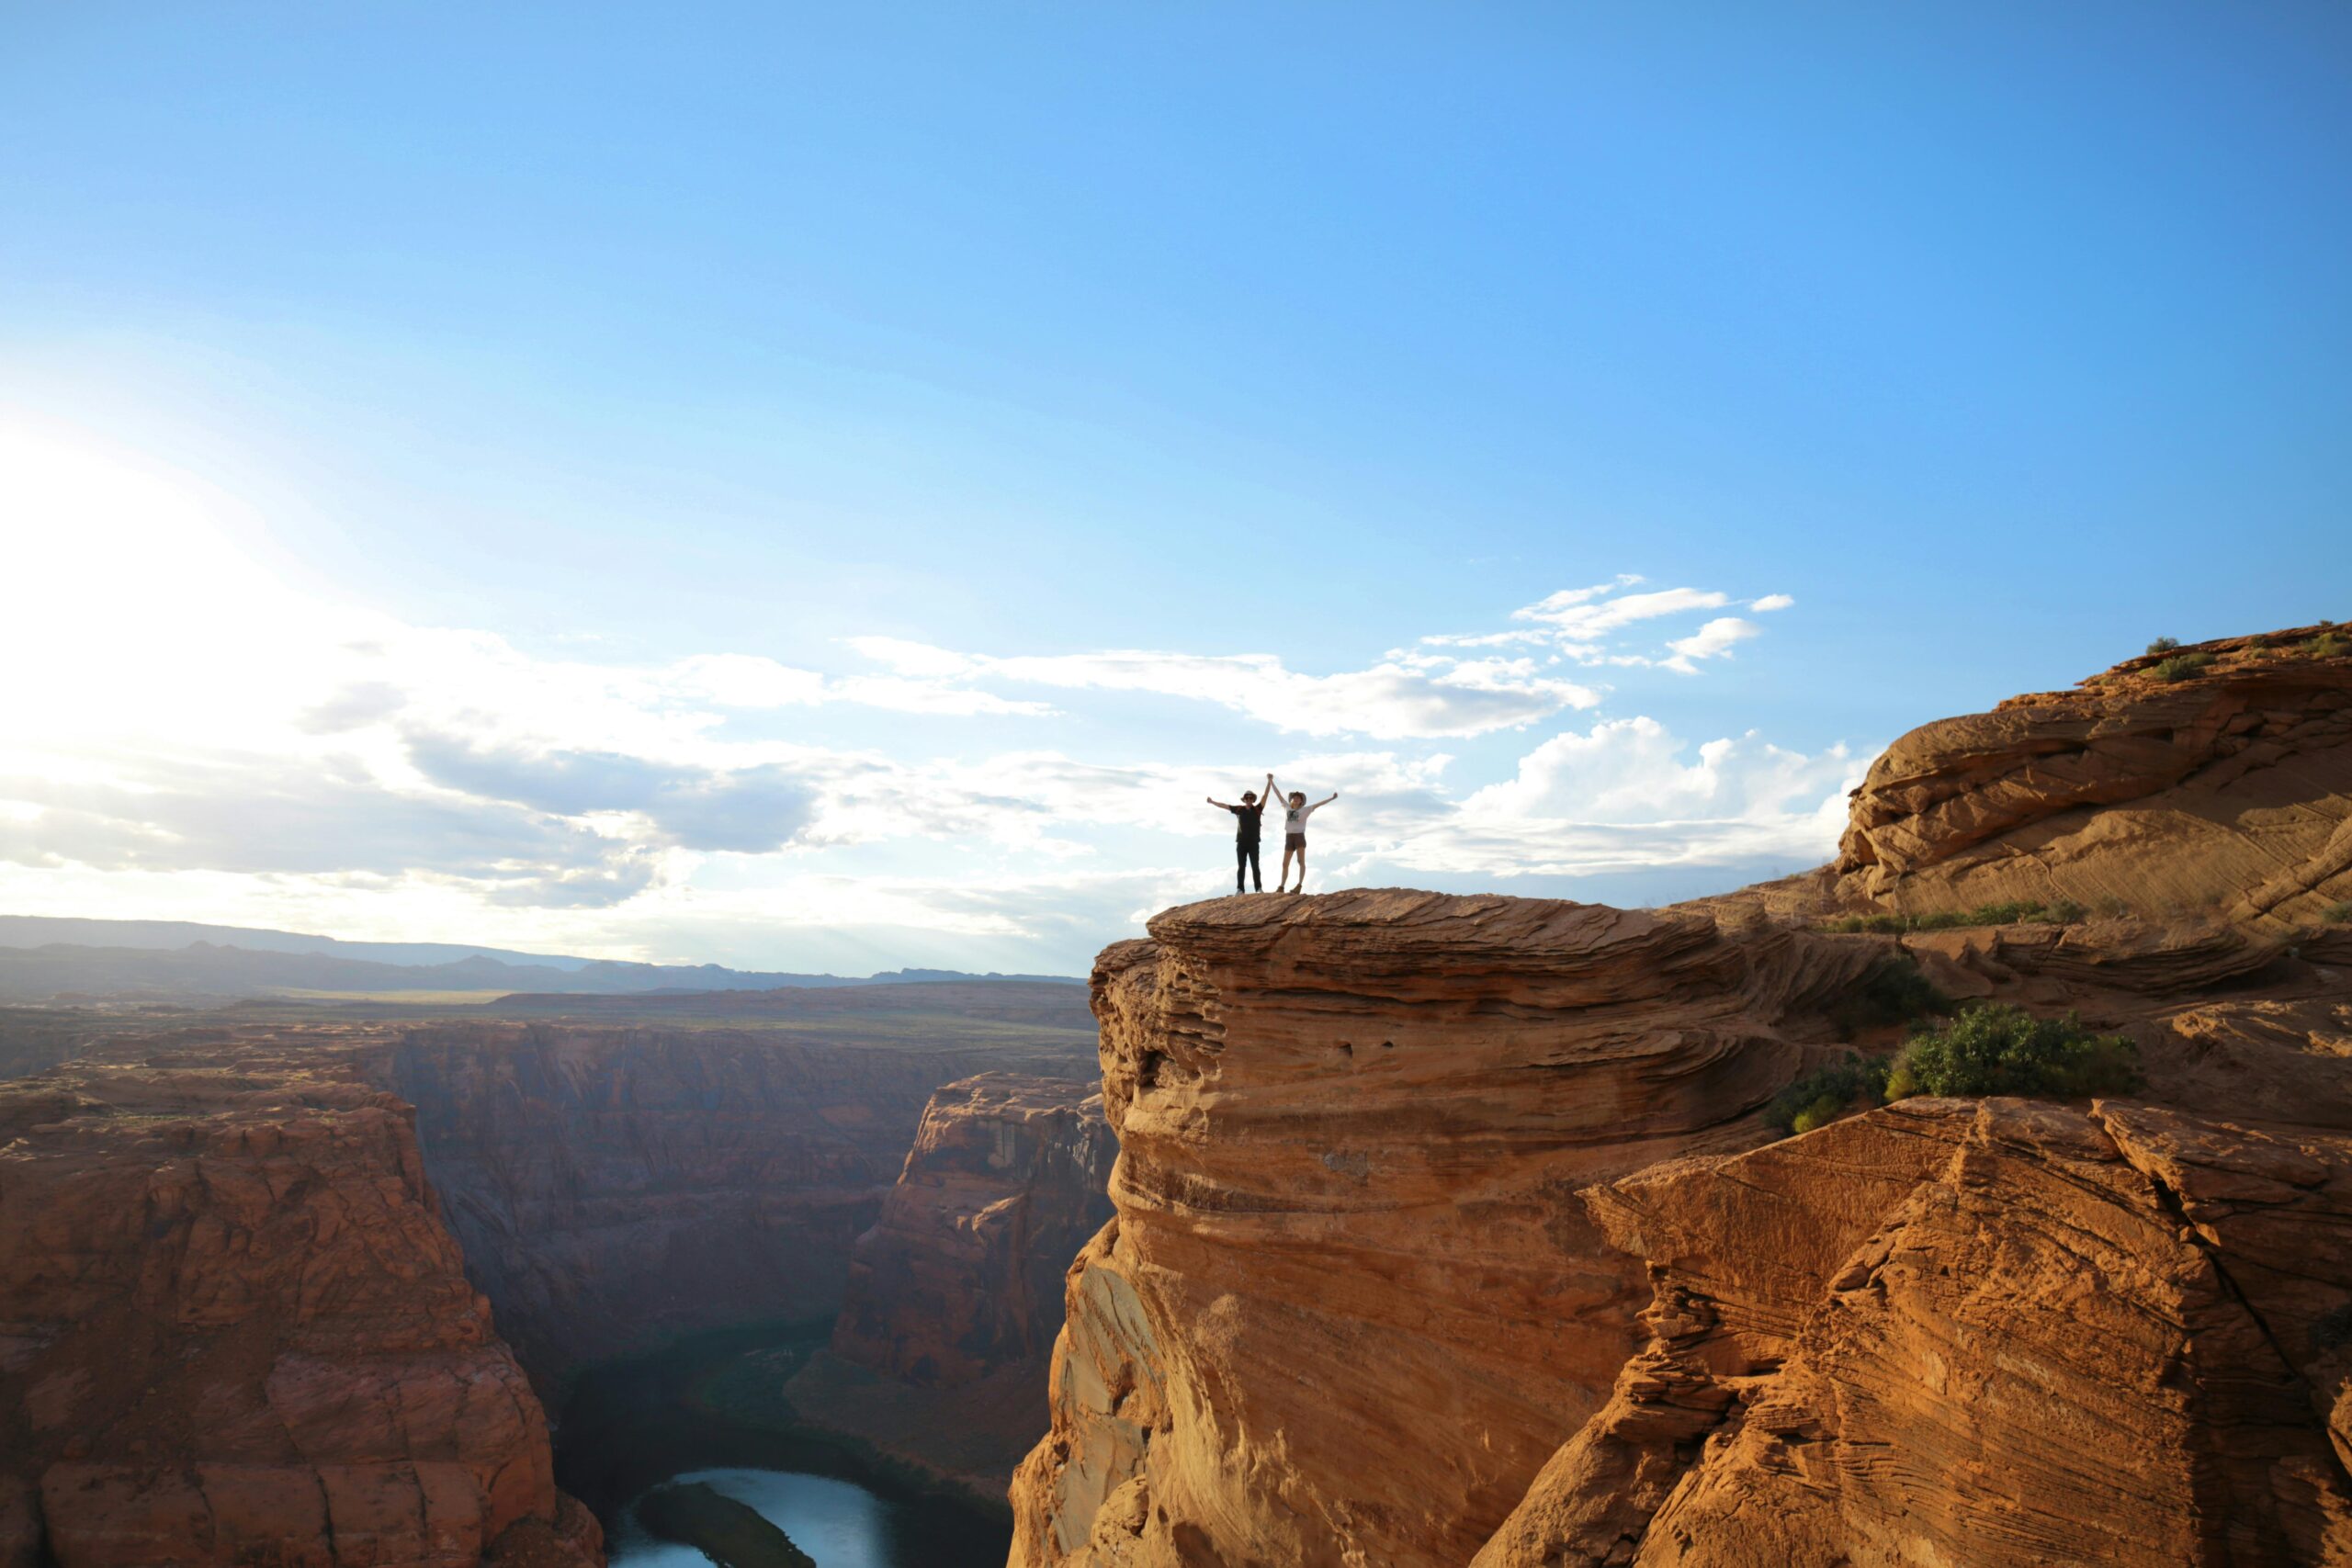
1248, 841, 1262, 892
1294, 840, 1307, 893
1236, 840, 1249, 893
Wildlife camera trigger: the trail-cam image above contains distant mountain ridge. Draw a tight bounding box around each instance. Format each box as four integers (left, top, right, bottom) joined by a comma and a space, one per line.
0, 917, 1079, 1001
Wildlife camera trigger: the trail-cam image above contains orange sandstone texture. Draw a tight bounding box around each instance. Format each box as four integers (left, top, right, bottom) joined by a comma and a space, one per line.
1009, 894, 1883, 1567
1828, 625, 2352, 925
0, 1049, 599, 1568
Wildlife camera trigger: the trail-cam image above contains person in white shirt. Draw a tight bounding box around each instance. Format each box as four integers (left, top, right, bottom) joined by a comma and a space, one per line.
1271, 777, 1337, 894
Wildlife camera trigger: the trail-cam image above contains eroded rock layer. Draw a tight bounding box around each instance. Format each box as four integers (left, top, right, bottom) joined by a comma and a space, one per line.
1010, 894, 1887, 1567
1475, 1096, 2352, 1566
832, 1072, 1115, 1387
0, 1035, 599, 1568
783, 1073, 1115, 1493
1829, 626, 2352, 924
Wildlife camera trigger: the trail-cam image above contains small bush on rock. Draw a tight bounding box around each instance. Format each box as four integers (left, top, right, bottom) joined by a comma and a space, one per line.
2308, 631, 2347, 660
1826, 957, 1951, 1038
1818, 899, 2086, 934
2145, 636, 2181, 655
2153, 650, 2216, 682
1765, 1053, 1891, 1134
1888, 1003, 2140, 1100
2324, 902, 2352, 925
1769, 1004, 2141, 1138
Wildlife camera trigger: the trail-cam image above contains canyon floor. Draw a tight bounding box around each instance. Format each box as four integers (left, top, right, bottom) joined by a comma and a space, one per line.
5, 623, 2351, 1567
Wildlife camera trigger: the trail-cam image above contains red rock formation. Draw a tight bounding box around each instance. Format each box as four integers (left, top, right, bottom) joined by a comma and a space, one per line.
1476, 1095, 2352, 1566
778, 1074, 1115, 1493
389, 1021, 1097, 1384
1829, 625, 2352, 925
0, 1041, 598, 1568
1009, 895, 1885, 1566
832, 1072, 1114, 1387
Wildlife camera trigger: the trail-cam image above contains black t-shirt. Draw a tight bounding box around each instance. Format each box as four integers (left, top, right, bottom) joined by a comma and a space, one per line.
1227, 800, 1266, 842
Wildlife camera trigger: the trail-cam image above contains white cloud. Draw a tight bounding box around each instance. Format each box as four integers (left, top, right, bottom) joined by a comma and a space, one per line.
1751, 593, 1795, 612
851, 641, 1599, 739
1662, 615, 1760, 674
0, 417, 1853, 969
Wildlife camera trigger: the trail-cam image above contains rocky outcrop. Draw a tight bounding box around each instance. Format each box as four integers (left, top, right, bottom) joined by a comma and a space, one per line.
1474, 1096, 2352, 1566
0, 1042, 599, 1568
1011, 628, 2352, 1567
390, 1022, 1097, 1385
773, 1074, 1114, 1496
1829, 626, 2352, 925
832, 1072, 1115, 1388
1009, 894, 1888, 1567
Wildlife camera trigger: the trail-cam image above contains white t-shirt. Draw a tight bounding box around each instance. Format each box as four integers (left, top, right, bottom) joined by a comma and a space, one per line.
1284, 800, 1322, 836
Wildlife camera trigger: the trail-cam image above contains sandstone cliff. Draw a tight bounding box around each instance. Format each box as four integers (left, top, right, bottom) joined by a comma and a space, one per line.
783, 1073, 1115, 1494
0, 1034, 599, 1568
390, 1021, 1096, 1385
832, 1072, 1116, 1387
1010, 895, 1887, 1565
1827, 625, 2351, 925
1010, 627, 2352, 1568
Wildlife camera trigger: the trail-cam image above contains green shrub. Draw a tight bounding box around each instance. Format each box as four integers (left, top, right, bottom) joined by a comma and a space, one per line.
2145, 636, 2181, 655
1764, 1053, 1891, 1134
2153, 650, 2215, 682
2312, 1303, 2352, 1358
2307, 631, 2347, 660
1817, 899, 2086, 935
1826, 957, 1951, 1038
2324, 902, 2352, 926
1887, 1003, 2140, 1100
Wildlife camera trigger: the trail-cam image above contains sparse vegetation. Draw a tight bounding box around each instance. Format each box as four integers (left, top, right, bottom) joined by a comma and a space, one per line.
1826, 956, 1950, 1039
2145, 636, 2181, 655
1886, 1003, 2139, 1101
1818, 898, 2086, 935
2306, 631, 2347, 660
1765, 1052, 1892, 1134
1767, 1002, 2141, 1137
2312, 1303, 2352, 1358
2153, 650, 2216, 682
2324, 902, 2352, 926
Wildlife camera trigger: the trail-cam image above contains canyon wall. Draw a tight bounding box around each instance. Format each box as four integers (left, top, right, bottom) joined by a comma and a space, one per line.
832, 1072, 1116, 1387
389, 1018, 1097, 1386
0, 1035, 600, 1568
780, 1073, 1116, 1495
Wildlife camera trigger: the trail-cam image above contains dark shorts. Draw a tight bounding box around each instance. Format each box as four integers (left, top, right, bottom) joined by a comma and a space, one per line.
1284, 833, 1306, 849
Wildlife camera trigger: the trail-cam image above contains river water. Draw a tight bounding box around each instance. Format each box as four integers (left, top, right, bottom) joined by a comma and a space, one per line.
554, 1322, 1011, 1568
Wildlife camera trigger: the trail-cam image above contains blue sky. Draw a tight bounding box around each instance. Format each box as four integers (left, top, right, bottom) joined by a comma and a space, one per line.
4, 4, 2347, 972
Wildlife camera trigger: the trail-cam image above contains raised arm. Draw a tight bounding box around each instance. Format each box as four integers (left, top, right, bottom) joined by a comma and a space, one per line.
1319, 792, 1339, 807
1206, 795, 1233, 810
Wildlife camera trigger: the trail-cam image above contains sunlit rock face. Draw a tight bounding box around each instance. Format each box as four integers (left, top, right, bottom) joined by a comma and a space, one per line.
1008, 891, 1883, 1567
831, 1072, 1115, 1388
0, 1035, 601, 1568
1010, 632, 2352, 1568
1827, 626, 2352, 927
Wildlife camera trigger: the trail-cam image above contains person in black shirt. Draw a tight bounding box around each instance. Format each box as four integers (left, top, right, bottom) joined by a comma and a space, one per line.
1207, 773, 1273, 894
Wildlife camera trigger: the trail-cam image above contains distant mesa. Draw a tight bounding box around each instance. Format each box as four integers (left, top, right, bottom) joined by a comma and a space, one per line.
0, 915, 1080, 1005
